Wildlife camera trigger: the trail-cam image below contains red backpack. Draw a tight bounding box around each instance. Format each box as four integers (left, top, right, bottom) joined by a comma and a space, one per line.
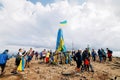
84, 59, 89, 65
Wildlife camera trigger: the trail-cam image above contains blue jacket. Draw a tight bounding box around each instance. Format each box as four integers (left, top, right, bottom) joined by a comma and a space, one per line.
98, 50, 102, 57
0, 51, 8, 64
92, 51, 96, 57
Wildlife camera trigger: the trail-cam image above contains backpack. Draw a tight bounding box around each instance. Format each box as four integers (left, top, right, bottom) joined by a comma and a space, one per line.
84, 59, 89, 65
15, 53, 21, 63
109, 50, 113, 54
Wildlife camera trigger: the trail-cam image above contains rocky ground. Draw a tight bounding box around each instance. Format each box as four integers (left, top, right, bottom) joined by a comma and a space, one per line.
0, 57, 120, 80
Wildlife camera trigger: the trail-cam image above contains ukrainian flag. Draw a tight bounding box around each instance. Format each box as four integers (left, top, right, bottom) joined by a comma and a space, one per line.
56, 28, 66, 52
17, 57, 25, 71
59, 20, 67, 26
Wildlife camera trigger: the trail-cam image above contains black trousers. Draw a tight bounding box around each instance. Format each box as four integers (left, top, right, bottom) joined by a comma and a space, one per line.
0, 64, 6, 72
76, 61, 82, 68
108, 56, 112, 61
92, 56, 96, 61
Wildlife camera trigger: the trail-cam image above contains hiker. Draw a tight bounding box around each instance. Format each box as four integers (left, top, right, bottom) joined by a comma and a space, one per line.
35, 51, 38, 60
86, 48, 91, 58
49, 50, 54, 63
65, 52, 69, 64
98, 49, 103, 63
91, 49, 97, 61
69, 52, 72, 64
82, 49, 94, 72
42, 49, 47, 62
11, 48, 24, 74
106, 48, 113, 61
72, 50, 75, 56
45, 51, 50, 63
30, 50, 35, 60
61, 52, 66, 64
58, 52, 62, 64
82, 50, 87, 61
0, 49, 9, 75
39, 51, 42, 60
75, 50, 82, 72
25, 48, 33, 68
17, 50, 26, 71
54, 51, 59, 64
101, 48, 106, 62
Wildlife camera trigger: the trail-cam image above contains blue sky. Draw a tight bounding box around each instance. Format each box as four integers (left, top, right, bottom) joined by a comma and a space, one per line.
28, 0, 86, 6
0, 3, 3, 9
28, 0, 54, 6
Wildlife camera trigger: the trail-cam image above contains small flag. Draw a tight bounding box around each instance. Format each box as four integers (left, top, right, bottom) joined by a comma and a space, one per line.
60, 20, 67, 26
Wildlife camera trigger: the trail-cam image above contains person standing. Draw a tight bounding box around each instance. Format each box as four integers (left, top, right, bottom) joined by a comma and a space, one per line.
82, 49, 87, 62
49, 50, 54, 63
106, 48, 113, 61
98, 49, 103, 63
0, 49, 9, 75
42, 49, 47, 62
45, 51, 50, 63
35, 51, 38, 60
25, 48, 33, 68
91, 49, 97, 61
30, 50, 34, 60
72, 50, 75, 56
11, 48, 23, 74
75, 50, 82, 72
101, 48, 106, 62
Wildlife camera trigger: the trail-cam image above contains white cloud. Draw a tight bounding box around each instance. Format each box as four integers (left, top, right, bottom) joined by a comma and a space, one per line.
0, 0, 120, 52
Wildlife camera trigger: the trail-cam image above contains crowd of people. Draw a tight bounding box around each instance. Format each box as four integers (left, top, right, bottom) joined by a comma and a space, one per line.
0, 47, 113, 75
73, 48, 113, 72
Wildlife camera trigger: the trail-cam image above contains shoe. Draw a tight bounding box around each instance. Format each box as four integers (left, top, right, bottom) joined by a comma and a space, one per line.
11, 71, 15, 73
13, 72, 18, 74
11, 71, 18, 74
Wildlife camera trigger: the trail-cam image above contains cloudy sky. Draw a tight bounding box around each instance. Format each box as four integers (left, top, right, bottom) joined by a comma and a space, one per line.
0, 0, 120, 52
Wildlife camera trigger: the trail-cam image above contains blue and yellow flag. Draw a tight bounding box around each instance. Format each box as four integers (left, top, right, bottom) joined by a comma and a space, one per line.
56, 28, 66, 52
59, 20, 67, 26
17, 57, 25, 71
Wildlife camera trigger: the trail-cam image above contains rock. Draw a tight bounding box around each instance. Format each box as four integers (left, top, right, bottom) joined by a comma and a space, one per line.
74, 73, 80, 76
116, 76, 120, 80
60, 77, 69, 80
109, 75, 116, 80
64, 67, 67, 69
36, 70, 40, 74
62, 72, 72, 76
